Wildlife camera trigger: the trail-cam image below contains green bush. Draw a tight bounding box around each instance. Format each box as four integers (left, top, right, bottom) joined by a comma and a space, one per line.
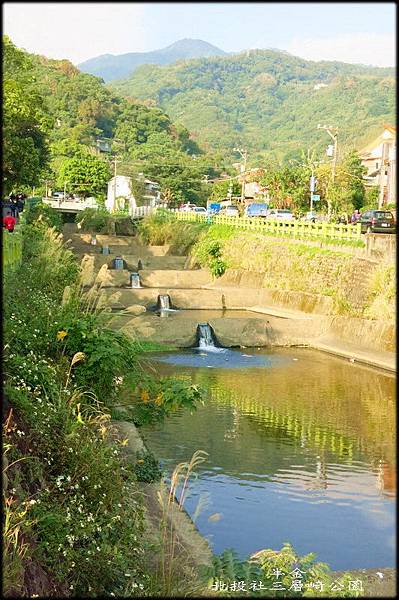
75, 207, 110, 233
3, 222, 152, 596
138, 210, 206, 254
24, 202, 63, 231
209, 544, 359, 597
57, 313, 139, 404
121, 374, 204, 427
133, 450, 163, 482
191, 225, 235, 277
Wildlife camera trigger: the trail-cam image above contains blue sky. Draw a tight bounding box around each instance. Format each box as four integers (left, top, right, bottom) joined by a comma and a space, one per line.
3, 2, 396, 66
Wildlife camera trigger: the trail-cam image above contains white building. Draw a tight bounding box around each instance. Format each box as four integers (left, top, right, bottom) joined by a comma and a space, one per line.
106, 175, 136, 214
359, 125, 396, 206
106, 174, 162, 215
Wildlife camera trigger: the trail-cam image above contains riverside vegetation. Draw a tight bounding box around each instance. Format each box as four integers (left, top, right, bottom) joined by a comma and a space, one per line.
3, 207, 363, 597
2, 214, 204, 597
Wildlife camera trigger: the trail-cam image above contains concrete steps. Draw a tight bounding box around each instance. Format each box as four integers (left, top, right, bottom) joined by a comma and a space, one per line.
139, 269, 211, 289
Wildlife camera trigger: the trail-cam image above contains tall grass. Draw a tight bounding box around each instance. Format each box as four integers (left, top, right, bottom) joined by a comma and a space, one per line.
155, 450, 209, 596
138, 211, 207, 254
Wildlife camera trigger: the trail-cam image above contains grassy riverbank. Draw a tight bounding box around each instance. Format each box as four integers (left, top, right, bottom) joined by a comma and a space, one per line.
2, 219, 203, 597
138, 213, 395, 321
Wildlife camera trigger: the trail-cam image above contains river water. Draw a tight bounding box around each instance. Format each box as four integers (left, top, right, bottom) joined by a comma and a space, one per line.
140, 347, 396, 570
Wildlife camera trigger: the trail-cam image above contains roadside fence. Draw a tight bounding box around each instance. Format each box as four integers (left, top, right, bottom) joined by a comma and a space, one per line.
172, 211, 362, 241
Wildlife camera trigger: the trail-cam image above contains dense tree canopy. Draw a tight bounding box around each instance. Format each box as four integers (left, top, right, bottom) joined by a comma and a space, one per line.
57, 148, 111, 197
111, 50, 395, 165
2, 36, 50, 193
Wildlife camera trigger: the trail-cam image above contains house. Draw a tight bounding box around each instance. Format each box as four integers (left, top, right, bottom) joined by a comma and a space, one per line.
137, 173, 161, 206
106, 174, 161, 215
237, 168, 269, 203
96, 138, 112, 153
359, 125, 396, 206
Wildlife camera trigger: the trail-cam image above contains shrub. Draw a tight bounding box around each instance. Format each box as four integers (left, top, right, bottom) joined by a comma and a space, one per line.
75, 207, 110, 233
3, 222, 150, 596
119, 374, 204, 426
191, 225, 235, 277
24, 202, 63, 231
133, 450, 163, 482
138, 210, 206, 254
208, 544, 359, 597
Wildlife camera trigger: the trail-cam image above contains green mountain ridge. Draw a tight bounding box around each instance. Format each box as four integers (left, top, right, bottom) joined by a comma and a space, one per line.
110, 49, 395, 163
78, 38, 226, 83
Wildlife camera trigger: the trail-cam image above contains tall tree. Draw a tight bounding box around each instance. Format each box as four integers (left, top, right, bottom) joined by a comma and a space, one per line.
57, 148, 111, 198
2, 36, 49, 193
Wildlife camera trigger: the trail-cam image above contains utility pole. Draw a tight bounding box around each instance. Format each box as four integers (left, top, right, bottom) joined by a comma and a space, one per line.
378, 141, 388, 209
110, 157, 121, 211
317, 124, 339, 183
310, 164, 315, 213
233, 147, 248, 203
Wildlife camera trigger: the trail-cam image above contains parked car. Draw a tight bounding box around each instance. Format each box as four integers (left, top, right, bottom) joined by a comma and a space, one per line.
266, 209, 295, 221
193, 206, 207, 213
220, 205, 240, 217
359, 210, 396, 233
244, 203, 269, 217
207, 202, 221, 214
301, 211, 319, 222
180, 203, 197, 212
51, 191, 65, 200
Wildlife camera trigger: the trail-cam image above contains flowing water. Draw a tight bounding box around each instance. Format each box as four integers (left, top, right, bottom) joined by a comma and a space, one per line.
130, 272, 141, 288
141, 347, 396, 570
113, 257, 124, 270
158, 294, 171, 310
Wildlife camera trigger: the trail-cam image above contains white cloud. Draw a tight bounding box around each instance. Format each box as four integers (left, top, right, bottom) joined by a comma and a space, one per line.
3, 2, 147, 64
287, 32, 395, 67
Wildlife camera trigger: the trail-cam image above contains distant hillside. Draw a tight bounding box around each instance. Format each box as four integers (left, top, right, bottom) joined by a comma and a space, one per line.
78, 38, 226, 82
7, 39, 220, 203
110, 49, 395, 163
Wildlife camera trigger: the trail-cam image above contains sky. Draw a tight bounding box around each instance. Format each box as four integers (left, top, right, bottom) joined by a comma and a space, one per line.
3, 2, 396, 67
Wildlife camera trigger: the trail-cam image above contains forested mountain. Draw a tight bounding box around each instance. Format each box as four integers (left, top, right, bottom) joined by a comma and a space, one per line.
78, 39, 226, 83
110, 49, 395, 164
3, 36, 221, 202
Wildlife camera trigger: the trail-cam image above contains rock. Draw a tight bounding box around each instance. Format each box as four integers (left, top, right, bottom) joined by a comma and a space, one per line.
124, 304, 146, 316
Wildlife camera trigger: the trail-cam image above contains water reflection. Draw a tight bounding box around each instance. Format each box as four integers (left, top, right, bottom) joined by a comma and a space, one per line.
140, 347, 396, 570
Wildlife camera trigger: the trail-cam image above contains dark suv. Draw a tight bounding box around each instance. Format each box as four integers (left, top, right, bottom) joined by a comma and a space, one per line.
360, 210, 396, 233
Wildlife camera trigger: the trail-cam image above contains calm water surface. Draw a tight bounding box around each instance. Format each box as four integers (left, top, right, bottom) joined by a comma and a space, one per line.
140, 347, 396, 570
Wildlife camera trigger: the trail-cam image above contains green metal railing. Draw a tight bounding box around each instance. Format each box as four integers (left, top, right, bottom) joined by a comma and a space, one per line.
173, 211, 362, 241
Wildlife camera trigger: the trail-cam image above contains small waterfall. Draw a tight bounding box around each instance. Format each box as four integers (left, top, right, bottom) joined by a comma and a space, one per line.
130, 272, 141, 288
101, 246, 110, 255
196, 323, 224, 352
114, 256, 124, 270
158, 294, 170, 310
156, 294, 177, 313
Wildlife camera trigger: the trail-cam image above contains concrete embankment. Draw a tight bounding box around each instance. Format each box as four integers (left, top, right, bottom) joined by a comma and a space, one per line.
110, 420, 213, 577
68, 230, 395, 371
